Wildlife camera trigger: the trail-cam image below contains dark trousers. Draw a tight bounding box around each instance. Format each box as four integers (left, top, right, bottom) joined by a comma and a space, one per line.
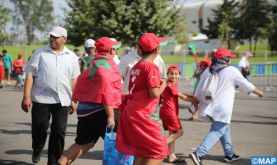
31, 102, 69, 165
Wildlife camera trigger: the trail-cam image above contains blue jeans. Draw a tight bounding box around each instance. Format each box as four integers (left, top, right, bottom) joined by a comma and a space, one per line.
195, 117, 234, 157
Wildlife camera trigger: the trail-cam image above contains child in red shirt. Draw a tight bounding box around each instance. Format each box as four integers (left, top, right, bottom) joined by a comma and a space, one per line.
160, 65, 198, 163
0, 54, 4, 88
189, 57, 211, 120
116, 33, 168, 165
13, 53, 27, 89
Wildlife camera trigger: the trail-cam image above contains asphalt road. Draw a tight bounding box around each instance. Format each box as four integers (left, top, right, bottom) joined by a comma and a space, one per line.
0, 81, 276, 165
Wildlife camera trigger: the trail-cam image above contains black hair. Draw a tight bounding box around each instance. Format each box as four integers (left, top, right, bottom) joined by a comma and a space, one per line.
2, 49, 7, 53
138, 48, 157, 57
99, 49, 111, 54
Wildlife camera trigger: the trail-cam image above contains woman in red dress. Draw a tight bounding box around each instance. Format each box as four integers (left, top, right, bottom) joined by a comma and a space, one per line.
116, 33, 167, 165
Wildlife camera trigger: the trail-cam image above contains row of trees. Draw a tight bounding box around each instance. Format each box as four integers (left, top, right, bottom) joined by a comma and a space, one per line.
0, 3, 10, 45
0, 0, 185, 46
65, 0, 186, 46
10, 0, 54, 45
0, 0, 54, 45
202, 0, 273, 55
0, 0, 277, 54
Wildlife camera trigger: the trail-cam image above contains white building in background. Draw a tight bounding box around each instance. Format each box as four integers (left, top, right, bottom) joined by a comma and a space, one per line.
161, 0, 277, 55
161, 0, 225, 55
179, 0, 222, 34
188, 33, 221, 55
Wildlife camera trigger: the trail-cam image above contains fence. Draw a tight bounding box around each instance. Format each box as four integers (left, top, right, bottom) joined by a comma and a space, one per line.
166, 63, 277, 92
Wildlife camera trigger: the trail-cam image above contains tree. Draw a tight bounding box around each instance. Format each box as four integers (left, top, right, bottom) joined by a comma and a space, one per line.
268, 0, 277, 52
10, 0, 54, 45
65, 0, 186, 46
0, 3, 10, 46
236, 0, 271, 55
201, 0, 239, 48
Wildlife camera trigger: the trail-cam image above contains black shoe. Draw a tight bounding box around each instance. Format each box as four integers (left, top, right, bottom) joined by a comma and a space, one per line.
224, 153, 241, 162
189, 152, 203, 165
47, 162, 60, 165
32, 151, 41, 164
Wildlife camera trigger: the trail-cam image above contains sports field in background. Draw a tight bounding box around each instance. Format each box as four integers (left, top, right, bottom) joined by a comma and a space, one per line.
1, 43, 277, 64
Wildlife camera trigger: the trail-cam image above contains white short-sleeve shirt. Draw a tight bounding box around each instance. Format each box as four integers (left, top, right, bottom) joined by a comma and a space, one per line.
118, 51, 141, 93
238, 56, 250, 71
153, 54, 166, 79
24, 45, 80, 106
118, 51, 166, 93
113, 54, 120, 65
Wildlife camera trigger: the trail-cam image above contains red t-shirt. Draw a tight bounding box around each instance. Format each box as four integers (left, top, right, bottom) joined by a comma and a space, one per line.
13, 59, 26, 73
161, 82, 179, 114
128, 60, 161, 94
160, 82, 182, 131
117, 60, 168, 159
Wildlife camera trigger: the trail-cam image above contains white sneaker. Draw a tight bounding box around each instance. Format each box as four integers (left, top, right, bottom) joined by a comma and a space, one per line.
248, 93, 257, 97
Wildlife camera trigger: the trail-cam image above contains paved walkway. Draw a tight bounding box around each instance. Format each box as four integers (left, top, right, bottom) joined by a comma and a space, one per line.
0, 82, 276, 165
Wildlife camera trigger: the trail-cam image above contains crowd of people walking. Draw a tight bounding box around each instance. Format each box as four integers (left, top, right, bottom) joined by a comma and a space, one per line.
1, 26, 263, 165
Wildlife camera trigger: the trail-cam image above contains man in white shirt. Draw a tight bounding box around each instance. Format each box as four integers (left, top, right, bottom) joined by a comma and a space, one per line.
21, 26, 80, 165
190, 48, 264, 165
119, 49, 166, 93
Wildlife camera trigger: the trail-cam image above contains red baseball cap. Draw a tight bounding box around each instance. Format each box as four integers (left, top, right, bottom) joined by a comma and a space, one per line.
214, 48, 236, 59
95, 37, 120, 52
167, 64, 180, 73
200, 57, 211, 67
138, 33, 167, 52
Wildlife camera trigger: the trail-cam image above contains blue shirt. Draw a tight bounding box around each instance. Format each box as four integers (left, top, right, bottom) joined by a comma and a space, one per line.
3, 54, 12, 69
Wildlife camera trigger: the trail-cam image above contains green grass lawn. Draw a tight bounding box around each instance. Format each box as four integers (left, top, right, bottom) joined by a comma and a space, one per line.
163, 43, 277, 64
2, 44, 277, 64
1, 44, 77, 61
162, 54, 277, 64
